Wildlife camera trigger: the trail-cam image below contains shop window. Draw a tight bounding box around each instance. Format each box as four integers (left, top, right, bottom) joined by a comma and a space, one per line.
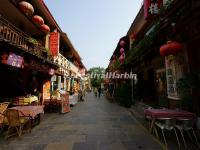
156, 68, 168, 106
165, 55, 183, 100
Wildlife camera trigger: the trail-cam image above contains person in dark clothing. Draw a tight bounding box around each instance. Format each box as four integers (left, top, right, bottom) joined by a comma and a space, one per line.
98, 87, 101, 98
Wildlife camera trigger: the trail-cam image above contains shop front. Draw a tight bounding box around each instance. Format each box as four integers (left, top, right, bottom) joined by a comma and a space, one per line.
43, 67, 70, 113
0, 46, 58, 132
0, 47, 57, 105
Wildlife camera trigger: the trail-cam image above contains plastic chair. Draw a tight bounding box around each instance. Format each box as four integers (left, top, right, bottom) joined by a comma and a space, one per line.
175, 118, 200, 149
0, 102, 9, 132
4, 109, 32, 139
0, 102, 9, 114
154, 118, 180, 148
0, 113, 5, 133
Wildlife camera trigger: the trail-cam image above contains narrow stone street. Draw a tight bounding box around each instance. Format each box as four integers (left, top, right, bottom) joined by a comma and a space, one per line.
0, 93, 163, 150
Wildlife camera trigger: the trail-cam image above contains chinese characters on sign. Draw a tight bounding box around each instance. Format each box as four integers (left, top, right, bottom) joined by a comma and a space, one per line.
144, 0, 163, 19
165, 56, 179, 100
149, 2, 159, 14
50, 32, 60, 56
7, 53, 24, 68
61, 93, 70, 113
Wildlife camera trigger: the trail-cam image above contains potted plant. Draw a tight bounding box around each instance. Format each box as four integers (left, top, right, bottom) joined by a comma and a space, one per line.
28, 38, 38, 46
177, 78, 193, 111
177, 71, 200, 128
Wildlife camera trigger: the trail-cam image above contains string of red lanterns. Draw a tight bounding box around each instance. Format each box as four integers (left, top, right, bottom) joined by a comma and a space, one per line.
18, 1, 50, 33
119, 40, 125, 63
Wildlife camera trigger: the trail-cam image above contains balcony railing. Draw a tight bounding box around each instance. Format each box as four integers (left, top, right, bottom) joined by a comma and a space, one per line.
0, 15, 56, 65
53, 53, 78, 73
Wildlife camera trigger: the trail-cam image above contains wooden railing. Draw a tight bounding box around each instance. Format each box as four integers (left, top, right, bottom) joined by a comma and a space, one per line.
53, 53, 78, 72
0, 15, 55, 65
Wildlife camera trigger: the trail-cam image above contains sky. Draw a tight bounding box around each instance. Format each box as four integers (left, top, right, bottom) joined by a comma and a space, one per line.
44, 0, 142, 69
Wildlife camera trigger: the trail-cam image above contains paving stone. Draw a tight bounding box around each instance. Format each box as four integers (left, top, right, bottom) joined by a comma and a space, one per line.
44, 142, 73, 150
0, 93, 162, 150
72, 142, 97, 150
98, 141, 126, 150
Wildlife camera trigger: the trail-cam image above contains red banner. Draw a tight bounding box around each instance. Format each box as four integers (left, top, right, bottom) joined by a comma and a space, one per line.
144, 0, 163, 19
50, 32, 60, 56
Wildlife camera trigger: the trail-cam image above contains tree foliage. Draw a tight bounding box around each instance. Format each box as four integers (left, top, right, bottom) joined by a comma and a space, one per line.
88, 67, 105, 87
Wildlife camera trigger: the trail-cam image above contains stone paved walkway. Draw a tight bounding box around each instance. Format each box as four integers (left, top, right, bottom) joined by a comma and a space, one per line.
0, 93, 163, 150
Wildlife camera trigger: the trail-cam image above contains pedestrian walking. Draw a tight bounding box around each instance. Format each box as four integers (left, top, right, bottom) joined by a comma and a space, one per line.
78, 89, 84, 101
98, 87, 101, 98
94, 87, 98, 97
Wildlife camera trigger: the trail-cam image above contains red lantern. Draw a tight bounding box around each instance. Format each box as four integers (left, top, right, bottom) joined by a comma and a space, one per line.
119, 53, 125, 63
160, 44, 171, 56
40, 24, 50, 33
120, 40, 125, 47
32, 15, 44, 26
120, 48, 124, 54
160, 41, 183, 56
19, 1, 34, 16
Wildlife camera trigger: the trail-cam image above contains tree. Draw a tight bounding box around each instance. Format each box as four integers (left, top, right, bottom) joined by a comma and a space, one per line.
88, 67, 105, 87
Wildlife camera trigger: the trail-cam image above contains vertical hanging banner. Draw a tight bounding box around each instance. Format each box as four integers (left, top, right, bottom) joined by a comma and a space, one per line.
50, 31, 60, 56
42, 81, 51, 102
165, 56, 179, 100
144, 0, 163, 19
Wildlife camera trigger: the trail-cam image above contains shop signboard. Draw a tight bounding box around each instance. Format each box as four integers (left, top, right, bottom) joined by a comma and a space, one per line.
50, 32, 60, 56
144, 0, 163, 19
7, 53, 24, 68
43, 81, 51, 102
59, 90, 70, 113
165, 56, 180, 100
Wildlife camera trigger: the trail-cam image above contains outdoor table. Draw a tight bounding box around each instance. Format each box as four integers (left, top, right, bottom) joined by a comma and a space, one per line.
44, 98, 62, 113
23, 96, 38, 105
13, 96, 38, 106
10, 106, 44, 126
144, 108, 196, 133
